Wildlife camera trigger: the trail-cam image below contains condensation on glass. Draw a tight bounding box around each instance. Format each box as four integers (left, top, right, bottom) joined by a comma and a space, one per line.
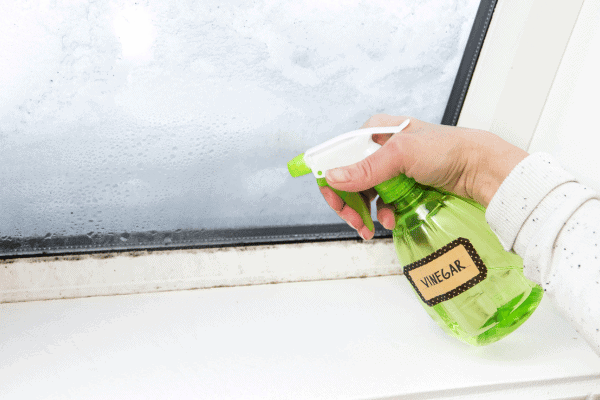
0, 0, 481, 254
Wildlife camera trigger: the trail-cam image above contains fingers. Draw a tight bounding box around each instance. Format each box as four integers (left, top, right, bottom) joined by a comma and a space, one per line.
320, 185, 344, 212
376, 197, 396, 230
319, 186, 376, 240
319, 114, 415, 238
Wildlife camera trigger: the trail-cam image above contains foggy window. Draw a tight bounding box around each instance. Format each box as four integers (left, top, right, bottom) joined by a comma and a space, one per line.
0, 0, 487, 256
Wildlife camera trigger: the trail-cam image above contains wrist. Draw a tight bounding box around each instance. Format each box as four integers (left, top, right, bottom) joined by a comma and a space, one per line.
469, 131, 529, 208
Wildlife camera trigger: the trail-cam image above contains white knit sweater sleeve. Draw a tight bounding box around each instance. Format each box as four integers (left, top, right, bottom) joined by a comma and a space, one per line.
486, 152, 600, 354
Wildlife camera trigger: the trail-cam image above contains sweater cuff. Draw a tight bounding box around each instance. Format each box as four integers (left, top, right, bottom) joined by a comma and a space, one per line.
485, 152, 576, 251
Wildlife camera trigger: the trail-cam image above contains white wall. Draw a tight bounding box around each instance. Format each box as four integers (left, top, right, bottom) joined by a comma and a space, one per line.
529, 0, 600, 194
459, 0, 600, 192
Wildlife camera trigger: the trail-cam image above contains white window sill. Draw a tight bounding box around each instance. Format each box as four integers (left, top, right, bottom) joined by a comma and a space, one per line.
1, 271, 599, 399
2, 239, 600, 399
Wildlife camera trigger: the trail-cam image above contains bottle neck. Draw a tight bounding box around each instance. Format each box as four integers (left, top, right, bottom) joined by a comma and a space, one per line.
374, 175, 419, 204
375, 175, 431, 212
375, 175, 435, 220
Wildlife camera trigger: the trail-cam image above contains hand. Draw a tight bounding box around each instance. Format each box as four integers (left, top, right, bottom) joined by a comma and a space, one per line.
320, 114, 529, 240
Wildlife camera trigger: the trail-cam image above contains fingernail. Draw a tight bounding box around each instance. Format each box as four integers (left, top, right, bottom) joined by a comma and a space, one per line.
358, 226, 370, 240
327, 168, 349, 183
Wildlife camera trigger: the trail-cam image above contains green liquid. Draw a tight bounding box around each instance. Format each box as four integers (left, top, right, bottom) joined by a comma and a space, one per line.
391, 186, 543, 346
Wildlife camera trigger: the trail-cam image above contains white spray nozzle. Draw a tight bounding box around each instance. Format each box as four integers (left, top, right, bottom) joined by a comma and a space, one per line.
304, 119, 410, 179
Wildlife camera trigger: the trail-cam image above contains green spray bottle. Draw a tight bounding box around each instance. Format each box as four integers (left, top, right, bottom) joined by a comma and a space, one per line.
287, 120, 543, 346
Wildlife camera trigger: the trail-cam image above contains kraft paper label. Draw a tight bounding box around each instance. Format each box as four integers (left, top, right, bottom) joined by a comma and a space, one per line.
403, 238, 487, 307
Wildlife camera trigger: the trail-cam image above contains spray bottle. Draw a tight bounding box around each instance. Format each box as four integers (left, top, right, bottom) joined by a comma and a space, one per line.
287, 120, 543, 346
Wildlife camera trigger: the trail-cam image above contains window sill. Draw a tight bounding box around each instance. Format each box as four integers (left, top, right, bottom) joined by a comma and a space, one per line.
1, 238, 399, 303
1, 275, 599, 399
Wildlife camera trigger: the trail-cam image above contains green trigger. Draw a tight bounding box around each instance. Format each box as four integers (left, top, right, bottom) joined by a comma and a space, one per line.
317, 178, 374, 232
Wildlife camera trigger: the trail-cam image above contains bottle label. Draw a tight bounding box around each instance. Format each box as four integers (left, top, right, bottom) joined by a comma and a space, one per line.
403, 237, 487, 307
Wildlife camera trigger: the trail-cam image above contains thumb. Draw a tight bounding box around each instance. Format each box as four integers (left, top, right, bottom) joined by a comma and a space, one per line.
325, 138, 405, 192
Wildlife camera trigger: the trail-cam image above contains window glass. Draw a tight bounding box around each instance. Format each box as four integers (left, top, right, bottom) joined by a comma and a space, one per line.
0, 0, 482, 255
